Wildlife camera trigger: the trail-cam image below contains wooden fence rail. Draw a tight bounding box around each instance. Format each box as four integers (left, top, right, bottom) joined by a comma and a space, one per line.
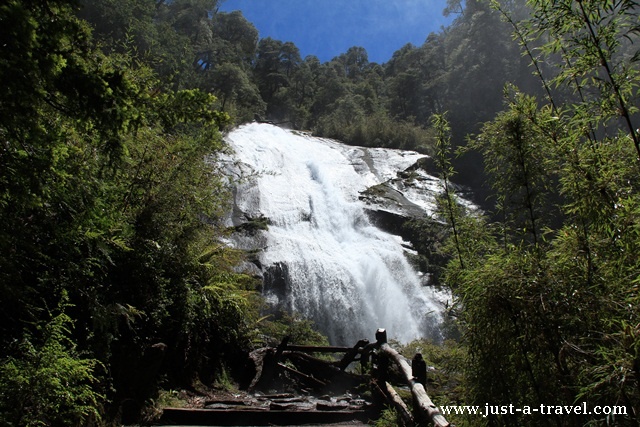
244, 328, 451, 427
159, 328, 452, 426
277, 328, 452, 427
374, 328, 451, 427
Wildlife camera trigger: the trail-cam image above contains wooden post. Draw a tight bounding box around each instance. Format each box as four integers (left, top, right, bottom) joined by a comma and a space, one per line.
412, 353, 427, 386
338, 339, 369, 370
378, 342, 451, 427
276, 336, 290, 358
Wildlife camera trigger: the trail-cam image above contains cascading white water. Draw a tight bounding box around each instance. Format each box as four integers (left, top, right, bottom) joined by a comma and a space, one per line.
225, 123, 446, 345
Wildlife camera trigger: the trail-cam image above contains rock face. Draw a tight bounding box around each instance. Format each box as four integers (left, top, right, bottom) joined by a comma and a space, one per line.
360, 176, 437, 244
358, 160, 452, 287
222, 123, 455, 344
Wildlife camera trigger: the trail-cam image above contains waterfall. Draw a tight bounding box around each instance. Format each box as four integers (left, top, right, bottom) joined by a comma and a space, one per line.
225, 123, 447, 345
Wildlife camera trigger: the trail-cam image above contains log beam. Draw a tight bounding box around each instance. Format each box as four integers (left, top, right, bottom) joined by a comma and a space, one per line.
285, 345, 353, 353
384, 381, 414, 426
277, 362, 327, 389
379, 342, 451, 427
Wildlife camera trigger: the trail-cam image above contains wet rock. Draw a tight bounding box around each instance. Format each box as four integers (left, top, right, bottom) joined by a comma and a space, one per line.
316, 400, 351, 411
269, 401, 314, 411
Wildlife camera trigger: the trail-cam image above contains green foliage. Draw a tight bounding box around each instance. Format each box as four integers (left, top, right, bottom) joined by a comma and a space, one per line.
316, 110, 434, 152
0, 297, 103, 427
527, 0, 640, 159
256, 312, 330, 348
471, 86, 555, 246
0, 1, 254, 424
233, 214, 271, 235
432, 113, 468, 270
207, 62, 266, 121
398, 339, 467, 401
438, 1, 640, 425
402, 217, 449, 284
373, 406, 403, 427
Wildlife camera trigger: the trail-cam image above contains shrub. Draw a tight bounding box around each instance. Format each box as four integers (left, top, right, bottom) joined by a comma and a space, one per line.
0, 299, 103, 426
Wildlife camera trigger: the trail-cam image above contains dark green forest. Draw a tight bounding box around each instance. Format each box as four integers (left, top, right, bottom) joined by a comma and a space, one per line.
0, 0, 639, 425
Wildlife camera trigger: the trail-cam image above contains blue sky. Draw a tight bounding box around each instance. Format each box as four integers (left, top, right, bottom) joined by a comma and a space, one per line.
218, 0, 454, 64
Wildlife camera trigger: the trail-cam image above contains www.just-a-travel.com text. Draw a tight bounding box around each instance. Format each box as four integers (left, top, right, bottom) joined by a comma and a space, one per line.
439, 403, 627, 417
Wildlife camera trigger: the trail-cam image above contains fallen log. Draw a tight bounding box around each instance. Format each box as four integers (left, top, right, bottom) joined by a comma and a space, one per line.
337, 339, 370, 370
379, 342, 450, 427
384, 380, 414, 427
284, 351, 367, 390
277, 362, 327, 389
248, 337, 291, 391
256, 393, 295, 400
285, 345, 353, 353
248, 342, 368, 393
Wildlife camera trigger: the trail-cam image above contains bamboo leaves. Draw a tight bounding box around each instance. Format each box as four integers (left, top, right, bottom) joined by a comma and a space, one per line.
441, 1, 640, 423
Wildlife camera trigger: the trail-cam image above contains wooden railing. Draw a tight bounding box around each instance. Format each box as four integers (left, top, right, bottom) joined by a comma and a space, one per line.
373, 328, 451, 427
249, 328, 452, 427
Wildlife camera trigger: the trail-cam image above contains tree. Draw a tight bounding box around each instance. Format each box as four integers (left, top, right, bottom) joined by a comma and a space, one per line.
254, 37, 302, 120
77, 0, 158, 55
472, 87, 554, 247
337, 46, 370, 80
432, 114, 465, 269
441, 1, 640, 424
443, 0, 464, 17
286, 56, 321, 128
0, 2, 255, 423
207, 62, 265, 120
210, 10, 259, 65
